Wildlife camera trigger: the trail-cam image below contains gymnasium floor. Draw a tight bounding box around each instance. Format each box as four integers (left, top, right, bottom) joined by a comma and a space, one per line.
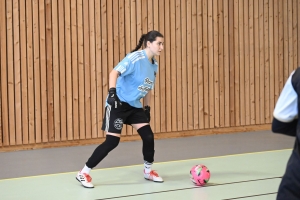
0, 130, 294, 200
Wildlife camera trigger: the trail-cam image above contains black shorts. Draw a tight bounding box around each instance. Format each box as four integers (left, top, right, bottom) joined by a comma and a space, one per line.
101, 102, 148, 134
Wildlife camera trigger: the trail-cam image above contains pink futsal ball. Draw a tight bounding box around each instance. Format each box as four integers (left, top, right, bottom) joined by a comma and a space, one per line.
190, 164, 210, 186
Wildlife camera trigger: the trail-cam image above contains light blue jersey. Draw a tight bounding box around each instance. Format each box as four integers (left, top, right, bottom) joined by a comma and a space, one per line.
112, 50, 158, 108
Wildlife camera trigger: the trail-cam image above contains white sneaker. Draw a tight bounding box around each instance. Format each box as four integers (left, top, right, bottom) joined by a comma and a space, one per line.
76, 171, 94, 188
144, 170, 164, 183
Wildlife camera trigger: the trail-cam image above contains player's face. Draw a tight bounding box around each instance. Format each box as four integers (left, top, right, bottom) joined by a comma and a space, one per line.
148, 37, 164, 56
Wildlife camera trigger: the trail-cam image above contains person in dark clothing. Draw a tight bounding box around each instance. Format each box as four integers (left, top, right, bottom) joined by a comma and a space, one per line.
272, 67, 300, 200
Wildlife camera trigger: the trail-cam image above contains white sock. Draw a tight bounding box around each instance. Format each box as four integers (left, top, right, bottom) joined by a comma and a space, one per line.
144, 161, 152, 173
81, 164, 91, 174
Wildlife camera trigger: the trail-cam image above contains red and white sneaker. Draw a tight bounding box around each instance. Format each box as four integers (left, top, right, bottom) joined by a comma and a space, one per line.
76, 171, 94, 188
144, 170, 164, 183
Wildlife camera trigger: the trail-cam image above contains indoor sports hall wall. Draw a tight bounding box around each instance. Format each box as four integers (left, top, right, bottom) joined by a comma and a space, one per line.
0, 0, 299, 151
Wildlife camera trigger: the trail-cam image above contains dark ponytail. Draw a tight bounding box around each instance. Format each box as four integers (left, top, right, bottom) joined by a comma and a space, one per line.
130, 30, 163, 53
130, 34, 146, 53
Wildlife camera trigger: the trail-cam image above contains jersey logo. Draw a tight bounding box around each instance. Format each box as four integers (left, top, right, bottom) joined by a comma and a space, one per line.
114, 118, 123, 130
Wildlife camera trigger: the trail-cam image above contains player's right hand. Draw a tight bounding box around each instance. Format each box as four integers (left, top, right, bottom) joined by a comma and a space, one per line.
107, 88, 122, 108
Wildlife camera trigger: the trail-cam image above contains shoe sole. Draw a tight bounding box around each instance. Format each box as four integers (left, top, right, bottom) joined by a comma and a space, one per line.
144, 178, 164, 183
76, 177, 94, 188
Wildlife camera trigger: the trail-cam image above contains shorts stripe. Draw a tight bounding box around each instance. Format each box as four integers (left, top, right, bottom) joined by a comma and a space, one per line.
105, 105, 111, 132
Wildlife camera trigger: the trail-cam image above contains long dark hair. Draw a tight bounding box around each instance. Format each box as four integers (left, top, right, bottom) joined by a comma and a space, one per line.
130, 30, 163, 53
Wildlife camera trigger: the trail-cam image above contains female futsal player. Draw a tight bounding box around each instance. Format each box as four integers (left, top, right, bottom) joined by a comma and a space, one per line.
76, 30, 164, 188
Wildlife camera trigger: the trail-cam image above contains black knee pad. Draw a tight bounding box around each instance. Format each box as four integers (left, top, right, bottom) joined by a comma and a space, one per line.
137, 125, 155, 163
86, 135, 120, 168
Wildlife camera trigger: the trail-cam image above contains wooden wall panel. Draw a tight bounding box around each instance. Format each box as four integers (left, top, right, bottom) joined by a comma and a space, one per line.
1, 0, 299, 151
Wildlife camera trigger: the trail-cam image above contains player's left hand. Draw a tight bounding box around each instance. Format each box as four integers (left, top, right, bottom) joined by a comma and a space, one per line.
144, 106, 151, 123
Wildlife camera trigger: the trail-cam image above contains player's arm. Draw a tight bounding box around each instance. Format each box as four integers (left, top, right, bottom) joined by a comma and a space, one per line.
272, 118, 297, 137
143, 92, 151, 107
143, 92, 151, 122
272, 70, 298, 137
107, 69, 122, 108
109, 69, 120, 88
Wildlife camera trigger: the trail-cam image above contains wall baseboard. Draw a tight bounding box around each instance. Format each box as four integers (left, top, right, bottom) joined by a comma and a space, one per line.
0, 124, 271, 152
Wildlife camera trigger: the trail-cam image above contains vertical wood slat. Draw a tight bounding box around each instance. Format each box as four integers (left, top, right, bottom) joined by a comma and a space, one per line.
7, 0, 16, 145
244, 0, 250, 125
292, 0, 297, 72
202, 0, 209, 128
269, 0, 275, 124
197, 0, 205, 129
0, 0, 9, 146
71, 0, 79, 140
181, 0, 188, 130
187, 0, 194, 130
27, 0, 36, 143
164, 0, 172, 132
13, 0, 22, 144
283, 0, 289, 82
287, 0, 293, 75
175, 0, 182, 131
192, 0, 198, 129
273, 0, 279, 106
170, 0, 177, 131
89, 0, 97, 138
259, 0, 265, 124
264, 0, 270, 123
218, 0, 225, 128
254, 0, 260, 124
52, 0, 60, 141
234, 0, 240, 126
278, 0, 284, 90
95, 0, 103, 138
208, 0, 214, 128
223, 0, 230, 127
101, 0, 109, 136
19, 0, 29, 144
158, 0, 166, 132
46, 0, 54, 142
77, 0, 85, 139
238, 0, 245, 126
65, 0, 73, 140
83, 0, 91, 139
33, 0, 42, 143
58, 0, 66, 141
39, 0, 48, 143
249, 0, 256, 125
228, 0, 235, 127
213, 0, 219, 128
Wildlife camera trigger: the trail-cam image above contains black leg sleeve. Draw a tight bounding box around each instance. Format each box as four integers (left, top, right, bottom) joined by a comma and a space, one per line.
86, 135, 120, 168
137, 125, 155, 163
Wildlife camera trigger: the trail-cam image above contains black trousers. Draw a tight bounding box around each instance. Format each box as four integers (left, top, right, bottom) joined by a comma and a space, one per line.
277, 138, 300, 200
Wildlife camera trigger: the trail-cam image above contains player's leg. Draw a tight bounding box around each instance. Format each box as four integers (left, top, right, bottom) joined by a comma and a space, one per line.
76, 105, 124, 188
277, 139, 300, 200
129, 109, 163, 183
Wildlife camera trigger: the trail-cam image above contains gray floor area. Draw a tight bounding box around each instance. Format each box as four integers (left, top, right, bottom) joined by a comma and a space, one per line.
0, 130, 295, 180
0, 148, 292, 200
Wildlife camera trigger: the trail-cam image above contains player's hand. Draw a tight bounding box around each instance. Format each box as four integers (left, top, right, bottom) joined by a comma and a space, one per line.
107, 88, 122, 108
144, 105, 151, 122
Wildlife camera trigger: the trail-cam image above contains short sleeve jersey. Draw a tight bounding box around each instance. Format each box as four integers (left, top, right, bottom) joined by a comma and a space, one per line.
112, 50, 158, 108
273, 70, 298, 122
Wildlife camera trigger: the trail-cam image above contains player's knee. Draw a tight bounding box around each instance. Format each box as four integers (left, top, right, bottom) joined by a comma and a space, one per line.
137, 125, 154, 143
105, 135, 120, 150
